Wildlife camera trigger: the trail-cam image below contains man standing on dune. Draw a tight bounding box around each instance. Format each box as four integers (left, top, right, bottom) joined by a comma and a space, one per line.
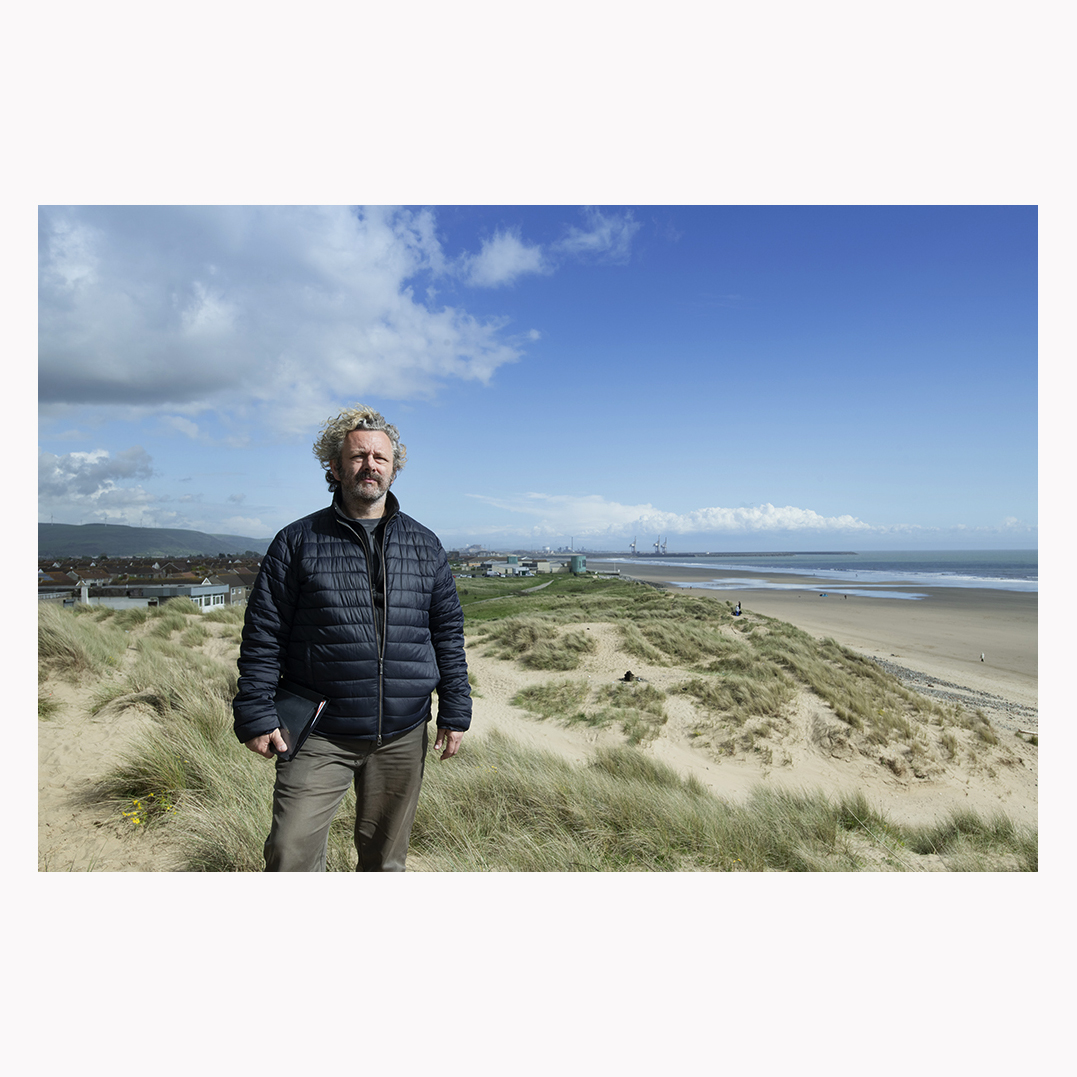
232, 404, 471, 871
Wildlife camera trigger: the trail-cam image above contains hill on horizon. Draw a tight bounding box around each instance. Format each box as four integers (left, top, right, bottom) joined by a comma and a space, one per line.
39, 523, 271, 559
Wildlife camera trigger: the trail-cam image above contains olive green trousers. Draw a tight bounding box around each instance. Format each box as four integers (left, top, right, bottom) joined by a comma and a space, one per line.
263, 722, 428, 872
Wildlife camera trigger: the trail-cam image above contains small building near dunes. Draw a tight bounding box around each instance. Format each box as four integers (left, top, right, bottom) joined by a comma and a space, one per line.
57, 580, 231, 611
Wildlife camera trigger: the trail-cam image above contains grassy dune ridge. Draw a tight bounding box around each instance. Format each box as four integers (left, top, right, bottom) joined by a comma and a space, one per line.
465, 576, 1004, 779
38, 577, 1037, 870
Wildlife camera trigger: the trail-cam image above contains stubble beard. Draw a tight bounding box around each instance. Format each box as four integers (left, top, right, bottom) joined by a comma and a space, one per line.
341, 471, 392, 515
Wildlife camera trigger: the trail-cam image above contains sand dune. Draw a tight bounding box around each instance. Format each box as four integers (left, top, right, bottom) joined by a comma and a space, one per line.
38, 580, 1037, 870
463, 596, 1038, 831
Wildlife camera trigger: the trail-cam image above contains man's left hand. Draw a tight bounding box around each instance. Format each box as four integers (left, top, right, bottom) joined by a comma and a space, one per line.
434, 728, 464, 760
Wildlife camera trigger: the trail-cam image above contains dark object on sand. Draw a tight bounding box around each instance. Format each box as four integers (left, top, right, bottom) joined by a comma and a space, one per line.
622, 671, 635, 682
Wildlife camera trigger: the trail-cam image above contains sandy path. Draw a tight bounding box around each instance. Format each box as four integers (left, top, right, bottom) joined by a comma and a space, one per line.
38, 640, 185, 872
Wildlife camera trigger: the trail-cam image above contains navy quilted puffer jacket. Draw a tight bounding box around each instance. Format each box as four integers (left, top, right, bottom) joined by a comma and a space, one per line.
232, 492, 472, 744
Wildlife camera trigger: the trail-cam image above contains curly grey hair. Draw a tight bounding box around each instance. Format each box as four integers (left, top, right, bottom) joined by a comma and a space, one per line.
312, 404, 407, 493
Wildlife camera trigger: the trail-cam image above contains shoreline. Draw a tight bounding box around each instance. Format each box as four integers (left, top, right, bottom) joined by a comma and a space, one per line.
611, 562, 1037, 730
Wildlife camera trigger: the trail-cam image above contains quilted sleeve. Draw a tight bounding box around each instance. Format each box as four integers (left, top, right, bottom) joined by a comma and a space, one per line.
428, 552, 472, 731
232, 529, 301, 743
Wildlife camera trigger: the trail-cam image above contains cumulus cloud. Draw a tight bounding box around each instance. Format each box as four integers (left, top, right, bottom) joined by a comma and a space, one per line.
39, 447, 153, 497
460, 208, 640, 288
462, 229, 548, 287
460, 492, 1039, 545
38, 206, 644, 438
468, 492, 880, 540
38, 206, 526, 435
39, 446, 157, 522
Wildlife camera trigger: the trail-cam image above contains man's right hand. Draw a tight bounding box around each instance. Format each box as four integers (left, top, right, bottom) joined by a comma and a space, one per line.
244, 729, 288, 759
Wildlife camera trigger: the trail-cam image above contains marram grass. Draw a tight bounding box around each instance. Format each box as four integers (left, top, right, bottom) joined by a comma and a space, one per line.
39, 601, 129, 679
409, 730, 1036, 872
474, 577, 967, 761
511, 677, 669, 745
42, 590, 1037, 872
472, 616, 598, 671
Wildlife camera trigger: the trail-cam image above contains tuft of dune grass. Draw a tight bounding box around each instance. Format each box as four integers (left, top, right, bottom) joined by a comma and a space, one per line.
521, 628, 597, 670
475, 616, 598, 671
901, 808, 1037, 870
39, 602, 129, 679
512, 677, 669, 745
513, 679, 590, 720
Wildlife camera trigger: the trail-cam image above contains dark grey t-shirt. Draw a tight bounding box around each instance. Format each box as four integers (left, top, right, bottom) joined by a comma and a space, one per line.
354, 516, 383, 589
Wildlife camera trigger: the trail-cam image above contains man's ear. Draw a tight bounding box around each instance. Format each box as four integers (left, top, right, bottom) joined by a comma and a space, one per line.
329, 458, 341, 482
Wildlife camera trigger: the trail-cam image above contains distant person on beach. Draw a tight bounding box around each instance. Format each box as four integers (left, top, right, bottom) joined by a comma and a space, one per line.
232, 404, 471, 871
733, 602, 741, 616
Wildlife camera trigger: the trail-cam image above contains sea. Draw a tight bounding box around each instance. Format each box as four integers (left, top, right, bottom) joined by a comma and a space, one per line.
591, 550, 1038, 601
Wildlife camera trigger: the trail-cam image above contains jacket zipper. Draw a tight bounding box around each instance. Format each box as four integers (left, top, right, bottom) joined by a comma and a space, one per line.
339, 507, 395, 746
374, 521, 390, 745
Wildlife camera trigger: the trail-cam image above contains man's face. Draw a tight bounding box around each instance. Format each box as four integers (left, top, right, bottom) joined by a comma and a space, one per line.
331, 429, 396, 511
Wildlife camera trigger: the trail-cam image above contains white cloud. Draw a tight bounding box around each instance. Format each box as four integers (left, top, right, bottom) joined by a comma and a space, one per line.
38, 206, 645, 440
161, 416, 202, 439
463, 229, 548, 287
653, 504, 875, 534
221, 516, 270, 535
1000, 516, 1036, 532
552, 208, 640, 263
459, 492, 1039, 546
468, 492, 876, 537
39, 446, 153, 497
459, 209, 640, 288
38, 446, 158, 523
38, 206, 527, 435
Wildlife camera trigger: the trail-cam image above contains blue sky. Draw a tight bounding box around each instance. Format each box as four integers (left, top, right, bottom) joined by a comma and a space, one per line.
38, 205, 1037, 552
